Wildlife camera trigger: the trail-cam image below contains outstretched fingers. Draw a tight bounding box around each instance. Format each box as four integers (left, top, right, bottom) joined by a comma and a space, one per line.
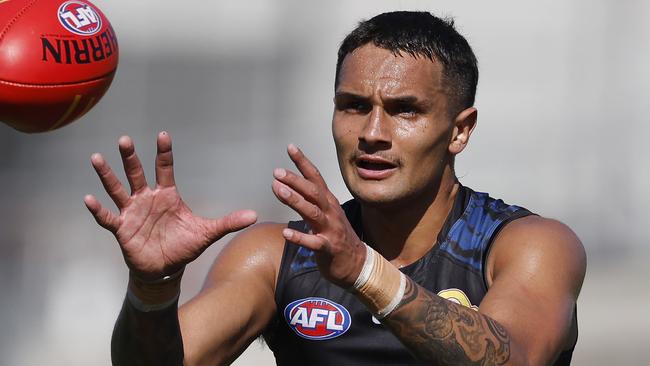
273, 167, 325, 207
155, 131, 176, 188
272, 179, 326, 229
203, 209, 258, 242
84, 194, 119, 232
282, 227, 327, 252
273, 146, 338, 231
287, 144, 328, 189
118, 136, 148, 193
91, 153, 129, 208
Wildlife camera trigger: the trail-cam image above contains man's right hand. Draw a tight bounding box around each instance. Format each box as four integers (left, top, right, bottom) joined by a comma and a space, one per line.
84, 131, 257, 282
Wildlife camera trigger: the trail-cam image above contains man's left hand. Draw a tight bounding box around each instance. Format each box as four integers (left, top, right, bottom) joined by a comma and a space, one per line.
272, 144, 365, 288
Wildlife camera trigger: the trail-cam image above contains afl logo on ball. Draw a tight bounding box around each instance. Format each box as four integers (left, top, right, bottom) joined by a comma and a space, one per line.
57, 1, 102, 36
284, 297, 351, 340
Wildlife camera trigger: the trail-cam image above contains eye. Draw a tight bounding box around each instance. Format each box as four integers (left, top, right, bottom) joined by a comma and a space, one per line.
338, 101, 371, 114
397, 105, 416, 117
351, 102, 371, 114
391, 103, 419, 118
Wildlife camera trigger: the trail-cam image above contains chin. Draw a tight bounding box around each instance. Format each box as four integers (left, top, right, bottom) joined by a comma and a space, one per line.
348, 184, 406, 207
346, 175, 441, 210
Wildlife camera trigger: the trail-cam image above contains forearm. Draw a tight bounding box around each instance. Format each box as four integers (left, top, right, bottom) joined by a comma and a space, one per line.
112, 297, 184, 366
381, 277, 517, 366
351, 244, 521, 366
111, 273, 185, 366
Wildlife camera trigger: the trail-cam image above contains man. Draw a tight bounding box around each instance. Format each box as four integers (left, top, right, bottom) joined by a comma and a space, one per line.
86, 11, 585, 365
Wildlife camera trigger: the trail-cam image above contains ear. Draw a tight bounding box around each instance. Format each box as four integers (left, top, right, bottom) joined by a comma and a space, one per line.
448, 107, 477, 155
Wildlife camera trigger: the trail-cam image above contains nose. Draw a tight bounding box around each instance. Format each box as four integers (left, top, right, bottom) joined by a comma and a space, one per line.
360, 106, 391, 148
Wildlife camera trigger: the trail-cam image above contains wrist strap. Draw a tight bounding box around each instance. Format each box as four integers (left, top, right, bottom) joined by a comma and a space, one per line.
131, 267, 185, 285
375, 270, 406, 319
353, 243, 375, 289
126, 288, 179, 312
126, 268, 184, 312
352, 242, 406, 319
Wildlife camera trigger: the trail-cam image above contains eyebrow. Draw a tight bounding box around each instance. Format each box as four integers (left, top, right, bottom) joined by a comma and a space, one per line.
334, 92, 423, 105
387, 96, 420, 105
334, 92, 366, 103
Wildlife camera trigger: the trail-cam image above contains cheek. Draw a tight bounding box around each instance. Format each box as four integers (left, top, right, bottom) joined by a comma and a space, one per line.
396, 120, 450, 160
332, 125, 344, 152
394, 122, 411, 139
394, 118, 437, 140
332, 118, 357, 150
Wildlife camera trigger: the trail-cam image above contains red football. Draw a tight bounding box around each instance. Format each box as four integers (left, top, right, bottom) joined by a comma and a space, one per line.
0, 0, 118, 133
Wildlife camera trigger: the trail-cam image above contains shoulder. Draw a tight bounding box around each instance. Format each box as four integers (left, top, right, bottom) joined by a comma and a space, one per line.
480, 216, 586, 362
227, 221, 287, 250
179, 223, 289, 364
486, 215, 587, 293
204, 222, 288, 289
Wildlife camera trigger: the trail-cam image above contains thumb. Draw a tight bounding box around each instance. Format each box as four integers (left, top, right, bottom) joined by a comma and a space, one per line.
203, 209, 258, 242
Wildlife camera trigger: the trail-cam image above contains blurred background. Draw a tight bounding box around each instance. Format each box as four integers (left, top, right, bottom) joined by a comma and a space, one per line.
1, 0, 648, 364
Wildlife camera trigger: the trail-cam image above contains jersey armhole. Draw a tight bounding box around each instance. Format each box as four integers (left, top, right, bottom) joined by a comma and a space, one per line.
481, 211, 536, 291
274, 223, 299, 306
264, 221, 302, 349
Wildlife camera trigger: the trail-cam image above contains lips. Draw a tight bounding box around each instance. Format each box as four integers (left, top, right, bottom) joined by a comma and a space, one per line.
354, 155, 398, 180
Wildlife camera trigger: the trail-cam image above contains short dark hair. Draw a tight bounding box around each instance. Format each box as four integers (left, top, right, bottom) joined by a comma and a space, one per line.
335, 11, 478, 115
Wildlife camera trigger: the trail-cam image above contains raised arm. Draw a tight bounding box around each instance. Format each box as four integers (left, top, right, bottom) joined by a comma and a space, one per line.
271, 145, 586, 365
109, 222, 283, 366
85, 132, 280, 365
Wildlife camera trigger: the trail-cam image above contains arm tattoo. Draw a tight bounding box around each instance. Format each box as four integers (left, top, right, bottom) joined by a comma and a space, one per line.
382, 278, 511, 365
111, 298, 184, 366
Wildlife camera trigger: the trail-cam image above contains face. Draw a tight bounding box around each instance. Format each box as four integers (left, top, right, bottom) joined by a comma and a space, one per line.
333, 44, 469, 207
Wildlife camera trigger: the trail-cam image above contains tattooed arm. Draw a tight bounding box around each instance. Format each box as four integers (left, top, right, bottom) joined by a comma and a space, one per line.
383, 278, 512, 365
381, 216, 586, 366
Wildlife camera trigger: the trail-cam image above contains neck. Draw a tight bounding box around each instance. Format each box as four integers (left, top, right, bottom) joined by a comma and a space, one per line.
359, 173, 459, 268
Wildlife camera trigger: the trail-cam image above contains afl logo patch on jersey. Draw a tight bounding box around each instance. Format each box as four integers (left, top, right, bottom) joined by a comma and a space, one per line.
58, 1, 102, 36
284, 297, 351, 340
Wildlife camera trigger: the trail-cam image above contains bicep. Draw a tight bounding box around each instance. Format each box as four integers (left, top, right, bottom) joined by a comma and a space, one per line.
480, 217, 586, 365
177, 223, 285, 366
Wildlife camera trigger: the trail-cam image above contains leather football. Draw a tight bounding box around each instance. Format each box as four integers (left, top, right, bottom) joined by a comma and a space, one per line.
0, 0, 118, 133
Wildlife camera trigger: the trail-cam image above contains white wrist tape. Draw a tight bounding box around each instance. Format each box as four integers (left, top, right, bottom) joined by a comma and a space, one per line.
353, 243, 375, 289
376, 270, 406, 319
352, 242, 406, 319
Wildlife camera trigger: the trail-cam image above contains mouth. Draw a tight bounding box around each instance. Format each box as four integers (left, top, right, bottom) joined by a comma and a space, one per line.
357, 160, 396, 170
354, 155, 398, 180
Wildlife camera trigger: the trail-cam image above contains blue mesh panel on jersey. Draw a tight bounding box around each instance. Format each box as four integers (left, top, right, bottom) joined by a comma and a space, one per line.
290, 246, 318, 272
286, 220, 319, 273
286, 190, 527, 274
438, 191, 524, 272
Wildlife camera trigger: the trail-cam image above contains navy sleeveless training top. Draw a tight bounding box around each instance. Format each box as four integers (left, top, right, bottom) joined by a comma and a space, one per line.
263, 185, 576, 365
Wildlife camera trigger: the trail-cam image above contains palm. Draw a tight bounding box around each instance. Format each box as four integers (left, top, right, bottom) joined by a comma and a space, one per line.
85, 133, 257, 280
115, 186, 203, 277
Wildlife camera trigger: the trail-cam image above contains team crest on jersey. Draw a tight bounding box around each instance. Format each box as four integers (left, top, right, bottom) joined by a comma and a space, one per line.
438, 288, 479, 311
284, 297, 351, 340
58, 1, 102, 36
